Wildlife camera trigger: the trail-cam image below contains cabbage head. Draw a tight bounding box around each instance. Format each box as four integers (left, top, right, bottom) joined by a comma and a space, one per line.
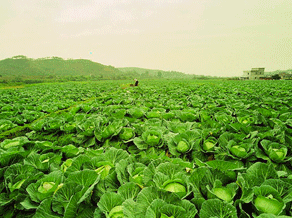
133, 129, 163, 150
207, 180, 238, 203
260, 140, 288, 163
119, 127, 134, 141
163, 180, 187, 196
177, 141, 190, 153
253, 185, 285, 215
226, 140, 255, 159
109, 205, 124, 218
153, 162, 191, 199
166, 131, 199, 156
230, 145, 247, 158
202, 137, 217, 152
254, 195, 284, 215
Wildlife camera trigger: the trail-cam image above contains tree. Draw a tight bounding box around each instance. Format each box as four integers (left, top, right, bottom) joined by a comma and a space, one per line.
272, 74, 281, 80
157, 71, 162, 78
12, 76, 23, 82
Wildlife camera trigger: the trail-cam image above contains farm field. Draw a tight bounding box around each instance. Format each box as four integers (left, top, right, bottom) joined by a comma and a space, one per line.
0, 79, 292, 217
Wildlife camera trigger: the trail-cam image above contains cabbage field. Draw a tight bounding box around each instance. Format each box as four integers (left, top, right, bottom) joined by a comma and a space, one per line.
0, 80, 292, 218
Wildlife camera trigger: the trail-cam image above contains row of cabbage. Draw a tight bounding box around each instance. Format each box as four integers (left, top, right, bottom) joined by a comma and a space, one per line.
0, 81, 119, 134
27, 105, 291, 164
1, 138, 292, 217
0, 79, 292, 217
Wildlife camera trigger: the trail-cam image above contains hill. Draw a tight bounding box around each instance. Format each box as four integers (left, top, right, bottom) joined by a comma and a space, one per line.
118, 67, 223, 80
0, 56, 195, 83
0, 55, 125, 80
118, 67, 193, 79
0, 55, 217, 84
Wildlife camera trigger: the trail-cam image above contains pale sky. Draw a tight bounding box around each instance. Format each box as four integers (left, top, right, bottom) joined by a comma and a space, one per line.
1, 0, 291, 77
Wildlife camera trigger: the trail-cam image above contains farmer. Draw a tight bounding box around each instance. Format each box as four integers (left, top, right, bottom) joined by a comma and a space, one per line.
130, 79, 139, 87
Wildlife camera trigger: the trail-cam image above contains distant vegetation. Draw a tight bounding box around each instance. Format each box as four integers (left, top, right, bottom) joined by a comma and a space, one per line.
0, 55, 219, 85
0, 55, 127, 84
118, 67, 219, 80
118, 67, 192, 79
265, 69, 292, 76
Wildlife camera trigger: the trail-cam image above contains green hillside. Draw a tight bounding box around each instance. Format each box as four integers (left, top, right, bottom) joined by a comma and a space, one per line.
0, 55, 122, 79
118, 67, 222, 80
0, 56, 196, 84
118, 67, 193, 79
0, 55, 218, 85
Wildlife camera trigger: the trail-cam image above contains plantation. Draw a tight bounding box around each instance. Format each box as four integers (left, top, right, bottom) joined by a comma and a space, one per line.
0, 79, 292, 218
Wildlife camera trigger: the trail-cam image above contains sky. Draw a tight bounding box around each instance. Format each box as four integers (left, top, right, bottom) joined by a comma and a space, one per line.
1, 0, 291, 77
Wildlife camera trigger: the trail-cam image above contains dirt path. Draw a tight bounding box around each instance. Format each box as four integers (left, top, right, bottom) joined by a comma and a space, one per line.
0, 85, 25, 89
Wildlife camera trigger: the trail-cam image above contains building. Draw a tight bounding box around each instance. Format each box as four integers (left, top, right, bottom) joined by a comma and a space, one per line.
279, 72, 292, 80
240, 68, 265, 80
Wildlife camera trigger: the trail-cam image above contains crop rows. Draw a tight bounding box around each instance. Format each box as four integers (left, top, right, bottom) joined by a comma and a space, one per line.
0, 82, 118, 136
0, 80, 292, 217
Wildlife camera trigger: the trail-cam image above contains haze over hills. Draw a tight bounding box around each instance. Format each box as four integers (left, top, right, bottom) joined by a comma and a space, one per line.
0, 55, 120, 78
0, 55, 200, 83
118, 67, 193, 79
0, 56, 290, 84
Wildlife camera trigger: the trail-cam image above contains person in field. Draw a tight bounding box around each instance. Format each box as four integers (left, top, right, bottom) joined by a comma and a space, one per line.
130, 79, 139, 87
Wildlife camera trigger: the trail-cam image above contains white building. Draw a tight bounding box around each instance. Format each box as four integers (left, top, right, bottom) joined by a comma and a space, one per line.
241, 68, 265, 80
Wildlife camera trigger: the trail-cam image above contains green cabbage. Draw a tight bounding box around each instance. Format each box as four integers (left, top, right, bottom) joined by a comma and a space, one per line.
269, 148, 287, 163
254, 195, 284, 215
203, 141, 215, 151
176, 141, 190, 153
95, 165, 112, 179
61, 159, 73, 173
261, 140, 288, 163
229, 145, 247, 158
272, 149, 285, 159
109, 205, 124, 218
146, 134, 160, 146
213, 187, 233, 202
38, 182, 56, 194
102, 125, 116, 139
119, 128, 134, 141
164, 182, 186, 195
130, 174, 144, 185
202, 137, 217, 151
